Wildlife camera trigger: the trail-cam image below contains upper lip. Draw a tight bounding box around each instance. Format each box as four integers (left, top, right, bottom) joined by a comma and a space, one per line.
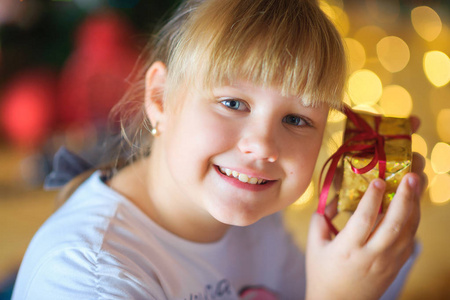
215, 165, 276, 181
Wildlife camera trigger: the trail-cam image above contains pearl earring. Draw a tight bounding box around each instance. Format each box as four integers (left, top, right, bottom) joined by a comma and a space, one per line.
151, 122, 159, 137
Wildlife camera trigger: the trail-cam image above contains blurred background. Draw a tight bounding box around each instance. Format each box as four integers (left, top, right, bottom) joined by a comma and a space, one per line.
0, 0, 449, 299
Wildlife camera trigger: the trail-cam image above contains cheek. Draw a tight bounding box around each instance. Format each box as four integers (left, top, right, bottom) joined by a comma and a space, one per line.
165, 108, 235, 175
186, 111, 235, 154
284, 137, 323, 193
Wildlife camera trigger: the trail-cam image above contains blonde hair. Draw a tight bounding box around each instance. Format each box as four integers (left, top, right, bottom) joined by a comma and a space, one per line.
58, 0, 347, 202
113, 0, 346, 162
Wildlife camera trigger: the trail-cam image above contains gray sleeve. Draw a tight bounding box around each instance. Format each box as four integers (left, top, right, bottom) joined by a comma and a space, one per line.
380, 242, 421, 300
11, 247, 167, 300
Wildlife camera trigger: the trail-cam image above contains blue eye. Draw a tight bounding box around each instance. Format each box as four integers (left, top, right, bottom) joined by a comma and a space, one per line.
283, 115, 310, 127
220, 99, 249, 111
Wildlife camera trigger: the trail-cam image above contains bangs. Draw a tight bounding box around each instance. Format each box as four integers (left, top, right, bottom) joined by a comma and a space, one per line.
165, 0, 346, 110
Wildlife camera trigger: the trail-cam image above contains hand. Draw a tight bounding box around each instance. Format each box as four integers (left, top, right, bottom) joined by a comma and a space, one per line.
305, 116, 426, 300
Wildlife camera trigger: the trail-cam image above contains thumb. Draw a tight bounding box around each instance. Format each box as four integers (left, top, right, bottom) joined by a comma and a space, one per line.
308, 212, 333, 249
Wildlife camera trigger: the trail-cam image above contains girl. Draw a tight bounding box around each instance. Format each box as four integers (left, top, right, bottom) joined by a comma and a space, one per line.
12, 0, 424, 299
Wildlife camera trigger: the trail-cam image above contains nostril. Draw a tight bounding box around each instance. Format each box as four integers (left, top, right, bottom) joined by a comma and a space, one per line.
237, 135, 279, 162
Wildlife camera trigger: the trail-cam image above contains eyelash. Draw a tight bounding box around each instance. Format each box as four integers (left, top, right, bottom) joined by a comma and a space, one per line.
219, 98, 313, 127
220, 98, 248, 111
282, 115, 313, 127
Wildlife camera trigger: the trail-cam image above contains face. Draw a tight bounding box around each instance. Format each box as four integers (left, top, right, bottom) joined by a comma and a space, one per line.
153, 80, 329, 227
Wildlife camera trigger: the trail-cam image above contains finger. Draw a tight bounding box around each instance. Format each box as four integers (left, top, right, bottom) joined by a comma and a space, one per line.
371, 178, 421, 255
368, 173, 418, 250
411, 152, 425, 174
409, 116, 420, 133
338, 179, 385, 246
308, 212, 333, 247
418, 173, 428, 196
411, 152, 427, 196
404, 173, 421, 236
405, 186, 421, 238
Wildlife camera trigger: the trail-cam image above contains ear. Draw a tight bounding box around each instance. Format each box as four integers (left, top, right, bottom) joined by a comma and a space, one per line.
144, 61, 168, 132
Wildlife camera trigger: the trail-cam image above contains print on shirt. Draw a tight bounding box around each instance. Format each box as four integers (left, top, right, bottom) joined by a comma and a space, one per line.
239, 286, 278, 300
185, 279, 278, 300
185, 279, 232, 300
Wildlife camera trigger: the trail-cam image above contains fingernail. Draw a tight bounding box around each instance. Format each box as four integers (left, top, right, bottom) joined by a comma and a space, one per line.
373, 179, 385, 190
408, 176, 417, 189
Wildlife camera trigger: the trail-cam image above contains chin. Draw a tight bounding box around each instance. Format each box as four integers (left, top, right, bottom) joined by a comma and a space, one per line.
208, 205, 266, 227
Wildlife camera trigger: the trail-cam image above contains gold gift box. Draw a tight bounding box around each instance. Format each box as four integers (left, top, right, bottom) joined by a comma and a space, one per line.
338, 112, 412, 213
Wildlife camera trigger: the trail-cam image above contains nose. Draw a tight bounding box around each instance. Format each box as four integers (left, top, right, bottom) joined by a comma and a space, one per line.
237, 122, 279, 162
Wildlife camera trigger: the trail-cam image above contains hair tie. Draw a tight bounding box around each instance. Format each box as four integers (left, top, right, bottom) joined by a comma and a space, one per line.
44, 146, 93, 190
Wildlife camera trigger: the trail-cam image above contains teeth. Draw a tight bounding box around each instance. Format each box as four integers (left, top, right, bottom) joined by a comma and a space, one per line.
249, 177, 258, 184
238, 174, 249, 183
219, 167, 267, 185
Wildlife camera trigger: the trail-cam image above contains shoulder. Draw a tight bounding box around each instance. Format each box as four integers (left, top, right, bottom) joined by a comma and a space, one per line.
12, 172, 167, 299
12, 246, 166, 299
27, 172, 133, 254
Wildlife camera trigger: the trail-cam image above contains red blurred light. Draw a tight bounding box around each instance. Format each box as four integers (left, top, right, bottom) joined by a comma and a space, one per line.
1, 69, 56, 149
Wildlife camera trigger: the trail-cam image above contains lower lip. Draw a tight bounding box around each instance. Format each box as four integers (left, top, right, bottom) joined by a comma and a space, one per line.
214, 166, 276, 192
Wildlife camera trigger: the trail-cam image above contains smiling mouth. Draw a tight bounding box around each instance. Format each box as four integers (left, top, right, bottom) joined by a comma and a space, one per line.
218, 166, 268, 185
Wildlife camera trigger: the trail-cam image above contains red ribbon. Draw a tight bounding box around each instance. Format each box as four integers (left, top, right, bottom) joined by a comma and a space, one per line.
317, 105, 411, 235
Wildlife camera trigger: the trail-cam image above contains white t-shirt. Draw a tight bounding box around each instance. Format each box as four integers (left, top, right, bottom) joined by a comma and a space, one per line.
12, 171, 417, 299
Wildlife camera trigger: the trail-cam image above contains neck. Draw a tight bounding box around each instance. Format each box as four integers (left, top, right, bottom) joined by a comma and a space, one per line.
109, 154, 230, 244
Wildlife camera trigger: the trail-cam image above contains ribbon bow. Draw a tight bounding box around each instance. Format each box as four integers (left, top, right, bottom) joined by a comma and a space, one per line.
317, 105, 411, 235
44, 147, 93, 190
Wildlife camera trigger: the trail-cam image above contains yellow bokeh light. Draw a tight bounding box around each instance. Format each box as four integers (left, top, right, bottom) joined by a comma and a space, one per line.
354, 26, 387, 57
327, 110, 346, 123
292, 181, 315, 207
379, 85, 413, 117
412, 134, 428, 158
411, 6, 442, 42
437, 109, 450, 142
364, 57, 393, 86
429, 173, 450, 205
320, 1, 335, 19
425, 158, 436, 189
327, 93, 349, 123
348, 69, 383, 106
423, 51, 450, 87
377, 36, 410, 73
331, 130, 344, 146
326, 130, 344, 156
331, 6, 349, 37
344, 38, 366, 74
320, 2, 349, 36
327, 0, 344, 9
351, 104, 383, 115
430, 24, 450, 52
431, 142, 450, 174
343, 92, 351, 106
